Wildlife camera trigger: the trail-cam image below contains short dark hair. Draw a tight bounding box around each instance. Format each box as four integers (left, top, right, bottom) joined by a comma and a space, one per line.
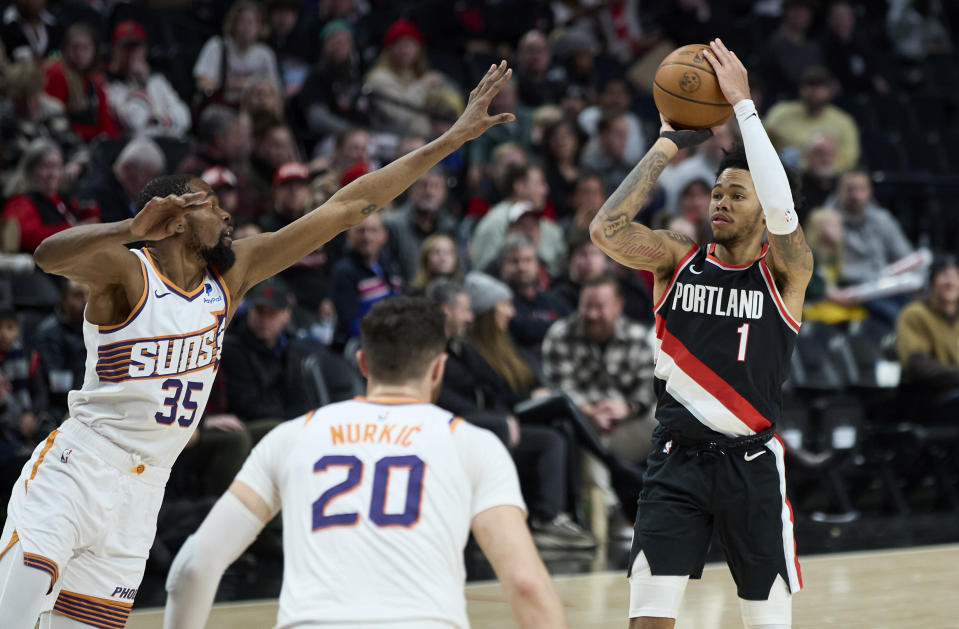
425, 278, 466, 306
135, 174, 194, 213
581, 273, 622, 299
930, 253, 958, 286
597, 113, 626, 135
360, 297, 447, 383
335, 126, 368, 148
715, 143, 803, 209
197, 106, 237, 145
502, 163, 539, 197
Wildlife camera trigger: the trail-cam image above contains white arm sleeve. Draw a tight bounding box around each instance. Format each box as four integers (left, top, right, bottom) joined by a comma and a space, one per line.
164, 419, 301, 629
735, 99, 798, 235
163, 492, 266, 629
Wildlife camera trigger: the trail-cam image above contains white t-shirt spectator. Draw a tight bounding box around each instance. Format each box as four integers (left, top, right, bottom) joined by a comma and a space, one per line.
193, 35, 280, 104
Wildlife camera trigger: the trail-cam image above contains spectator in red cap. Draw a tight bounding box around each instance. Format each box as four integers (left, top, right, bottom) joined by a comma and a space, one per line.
43, 23, 120, 142
201, 166, 240, 215
105, 21, 192, 138
365, 18, 454, 136
193, 0, 280, 107
260, 161, 345, 332
259, 161, 312, 232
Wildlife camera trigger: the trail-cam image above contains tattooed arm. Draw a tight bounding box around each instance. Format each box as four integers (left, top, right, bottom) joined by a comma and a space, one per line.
226, 62, 517, 295
589, 136, 696, 279
765, 228, 814, 320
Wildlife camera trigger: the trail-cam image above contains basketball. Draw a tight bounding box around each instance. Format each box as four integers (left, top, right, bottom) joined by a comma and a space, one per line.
653, 44, 733, 130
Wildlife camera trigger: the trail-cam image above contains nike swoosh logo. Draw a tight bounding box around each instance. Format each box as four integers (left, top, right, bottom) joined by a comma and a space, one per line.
744, 450, 766, 461
154, 290, 171, 298
689, 264, 703, 275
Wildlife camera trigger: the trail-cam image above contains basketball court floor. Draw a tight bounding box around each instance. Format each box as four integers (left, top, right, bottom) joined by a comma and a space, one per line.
126, 543, 959, 628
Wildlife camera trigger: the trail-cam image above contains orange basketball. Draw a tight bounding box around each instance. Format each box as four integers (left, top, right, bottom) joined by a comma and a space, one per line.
652, 44, 733, 130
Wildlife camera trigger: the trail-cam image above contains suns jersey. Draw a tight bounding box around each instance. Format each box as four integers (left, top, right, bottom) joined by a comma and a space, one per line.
652, 243, 799, 442
67, 247, 230, 468
234, 399, 526, 629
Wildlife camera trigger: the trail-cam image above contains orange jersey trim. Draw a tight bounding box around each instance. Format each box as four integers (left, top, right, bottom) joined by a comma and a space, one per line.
98, 257, 148, 332
449, 416, 463, 433
25, 429, 59, 492
355, 395, 428, 405
303, 409, 317, 426
0, 530, 18, 562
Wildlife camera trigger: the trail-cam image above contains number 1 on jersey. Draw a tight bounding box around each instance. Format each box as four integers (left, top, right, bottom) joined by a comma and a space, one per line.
736, 322, 750, 362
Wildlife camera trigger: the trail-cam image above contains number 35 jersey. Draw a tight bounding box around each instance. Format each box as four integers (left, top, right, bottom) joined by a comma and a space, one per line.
68, 248, 230, 468
235, 398, 526, 629
652, 243, 799, 442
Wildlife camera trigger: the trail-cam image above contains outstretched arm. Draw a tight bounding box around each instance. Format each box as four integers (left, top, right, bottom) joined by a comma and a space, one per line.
163, 482, 272, 629
472, 505, 568, 629
226, 62, 516, 295
704, 39, 812, 317
589, 124, 710, 279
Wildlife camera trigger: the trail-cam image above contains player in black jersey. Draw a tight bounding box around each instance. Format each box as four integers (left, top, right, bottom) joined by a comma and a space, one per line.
590, 39, 813, 629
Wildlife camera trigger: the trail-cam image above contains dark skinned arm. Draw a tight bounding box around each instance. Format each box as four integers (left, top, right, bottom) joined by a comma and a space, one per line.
224, 62, 517, 298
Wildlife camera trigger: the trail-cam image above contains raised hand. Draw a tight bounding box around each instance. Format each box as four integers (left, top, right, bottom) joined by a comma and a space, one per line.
701, 38, 751, 106
450, 61, 517, 142
130, 192, 212, 241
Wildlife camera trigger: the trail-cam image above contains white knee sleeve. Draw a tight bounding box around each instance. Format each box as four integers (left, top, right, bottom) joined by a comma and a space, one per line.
628, 551, 690, 619
40, 610, 98, 628
0, 544, 53, 629
740, 575, 792, 628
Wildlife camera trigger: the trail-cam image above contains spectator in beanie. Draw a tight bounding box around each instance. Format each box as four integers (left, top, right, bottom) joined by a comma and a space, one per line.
292, 20, 369, 146
364, 18, 453, 136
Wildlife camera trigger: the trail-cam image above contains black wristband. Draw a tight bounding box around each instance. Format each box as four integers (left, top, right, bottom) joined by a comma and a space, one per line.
660, 128, 713, 150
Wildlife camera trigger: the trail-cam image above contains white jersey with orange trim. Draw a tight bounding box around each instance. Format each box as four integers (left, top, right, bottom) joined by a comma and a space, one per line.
67, 247, 230, 468
234, 398, 526, 629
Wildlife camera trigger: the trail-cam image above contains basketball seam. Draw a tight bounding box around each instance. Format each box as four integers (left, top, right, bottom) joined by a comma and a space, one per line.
659, 60, 717, 77
653, 80, 731, 107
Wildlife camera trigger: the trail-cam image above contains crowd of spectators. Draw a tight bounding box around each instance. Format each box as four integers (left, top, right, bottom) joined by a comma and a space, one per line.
0, 0, 958, 554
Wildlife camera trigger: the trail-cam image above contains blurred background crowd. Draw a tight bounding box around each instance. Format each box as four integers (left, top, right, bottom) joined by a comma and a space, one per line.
1, 0, 958, 588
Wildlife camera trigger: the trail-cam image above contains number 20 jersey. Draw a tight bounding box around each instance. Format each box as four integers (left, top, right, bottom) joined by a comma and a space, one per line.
68, 248, 230, 468
234, 399, 526, 629
652, 243, 799, 442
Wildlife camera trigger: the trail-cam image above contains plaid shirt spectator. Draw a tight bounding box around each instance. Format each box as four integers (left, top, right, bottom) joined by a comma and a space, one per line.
541, 313, 656, 418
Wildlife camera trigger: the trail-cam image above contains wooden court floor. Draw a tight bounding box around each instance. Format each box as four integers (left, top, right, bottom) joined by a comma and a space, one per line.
127, 543, 959, 628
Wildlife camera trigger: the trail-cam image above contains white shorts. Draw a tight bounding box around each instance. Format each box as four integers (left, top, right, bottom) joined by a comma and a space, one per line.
0, 418, 169, 627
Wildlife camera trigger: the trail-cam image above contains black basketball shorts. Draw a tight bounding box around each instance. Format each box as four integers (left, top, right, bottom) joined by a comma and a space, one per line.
628, 425, 803, 600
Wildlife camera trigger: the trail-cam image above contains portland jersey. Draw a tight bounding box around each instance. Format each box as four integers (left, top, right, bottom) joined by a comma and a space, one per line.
234, 398, 526, 629
652, 243, 799, 441
68, 248, 230, 467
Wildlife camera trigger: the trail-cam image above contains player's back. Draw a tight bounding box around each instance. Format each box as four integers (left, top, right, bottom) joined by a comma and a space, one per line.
239, 398, 518, 629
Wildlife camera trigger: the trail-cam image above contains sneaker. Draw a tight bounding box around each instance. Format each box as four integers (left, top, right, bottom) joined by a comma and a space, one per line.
530, 513, 598, 550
